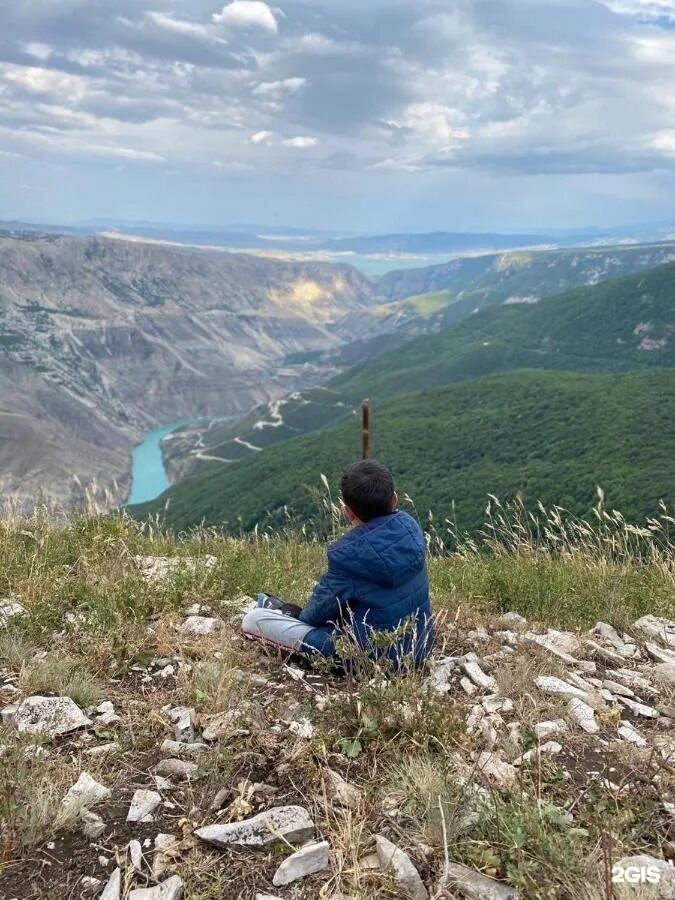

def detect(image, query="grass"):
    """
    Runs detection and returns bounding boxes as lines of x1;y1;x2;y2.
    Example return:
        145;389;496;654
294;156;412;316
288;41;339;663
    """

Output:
18;655;104;709
0;500;672;897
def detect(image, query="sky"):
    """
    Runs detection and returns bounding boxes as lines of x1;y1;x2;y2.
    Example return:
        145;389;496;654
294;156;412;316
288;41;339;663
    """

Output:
0;0;674;232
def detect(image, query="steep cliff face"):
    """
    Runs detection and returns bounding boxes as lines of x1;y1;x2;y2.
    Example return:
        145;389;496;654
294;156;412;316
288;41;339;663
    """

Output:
0;232;377;508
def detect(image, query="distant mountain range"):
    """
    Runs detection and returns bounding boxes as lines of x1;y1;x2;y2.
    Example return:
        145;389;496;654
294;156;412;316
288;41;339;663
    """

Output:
4;216;675;255
133;261;675;532
320;231;553;254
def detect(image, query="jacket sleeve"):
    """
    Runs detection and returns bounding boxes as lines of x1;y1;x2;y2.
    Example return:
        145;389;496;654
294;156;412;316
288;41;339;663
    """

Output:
298;560;353;628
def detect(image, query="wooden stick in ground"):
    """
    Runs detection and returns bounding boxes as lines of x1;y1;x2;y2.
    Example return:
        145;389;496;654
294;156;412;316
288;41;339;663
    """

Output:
361;399;370;459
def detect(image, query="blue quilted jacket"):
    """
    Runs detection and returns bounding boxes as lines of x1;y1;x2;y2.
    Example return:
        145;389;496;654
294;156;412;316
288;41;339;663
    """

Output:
298;510;434;665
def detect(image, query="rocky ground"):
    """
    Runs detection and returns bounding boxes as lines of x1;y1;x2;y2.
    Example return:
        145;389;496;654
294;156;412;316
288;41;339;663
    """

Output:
0;520;673;899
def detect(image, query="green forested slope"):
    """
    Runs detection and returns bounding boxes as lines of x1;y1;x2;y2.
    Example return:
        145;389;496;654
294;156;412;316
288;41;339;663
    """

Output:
170;260;675;470
133;369;675;535
333;260;675;398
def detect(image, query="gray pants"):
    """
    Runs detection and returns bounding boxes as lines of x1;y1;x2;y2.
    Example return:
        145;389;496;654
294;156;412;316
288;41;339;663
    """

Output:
241;607;314;652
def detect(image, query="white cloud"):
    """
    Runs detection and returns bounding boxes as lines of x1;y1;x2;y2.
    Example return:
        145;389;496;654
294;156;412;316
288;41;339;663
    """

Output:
253;77;307;97
282;135;319;148
213;159;252;170
598;0;675;19
21;43;53;61
1;64;87;100
213;1;278;32
650;129;675;153
146;12;213;41
372;157;424;173
400;103;469;149
250;130;274;144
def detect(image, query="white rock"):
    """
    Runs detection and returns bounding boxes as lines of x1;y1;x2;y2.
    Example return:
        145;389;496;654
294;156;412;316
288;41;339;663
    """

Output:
565;672;597;693
179;615;221;636
288;718;314;739
462;660;498;693
272;841;330;886
168;706;195;743
155;665;175;679
460;677;477;696
155;759;198;779
494;630;519;646
477;718;498;751
84;742;119;757
612;669;658;696
61;772;111;817
425;656;459;694
481;695;514;715
526;634;597;672
633;616;675;649
2;695;91;738
590;622;637;657
160;739;208;759
375;835;428;900
154;775;173;791
468;627;491;645
498;612;528;630
201;708;244;741
618;696;660;719
135;555;217;581
184;604;202;616
475;752;518;789
534;676;588;700
325;769;362;809
80;810;106;839
81;876;101;893
514;741;563;766
568;697;599;734
441;862;518;899
645;642;675;665
534;719;568;739
152;833;177;880
602;679;634;698
128;875;184;900
127;789;162;823
128;839;144;873
256;895;284;900
528;629;582;656
617;720;648;747
584;639;627;666
196;806;314;849
654;663;675;686
97;712;121;726
0;599;26;622
100;868;122;900
466;704;486;733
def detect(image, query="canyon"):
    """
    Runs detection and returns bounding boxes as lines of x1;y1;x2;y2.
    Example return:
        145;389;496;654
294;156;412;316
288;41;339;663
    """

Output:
0;231;376;509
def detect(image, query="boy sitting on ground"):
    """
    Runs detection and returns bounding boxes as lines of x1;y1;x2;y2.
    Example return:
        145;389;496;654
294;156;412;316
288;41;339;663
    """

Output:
241;459;434;668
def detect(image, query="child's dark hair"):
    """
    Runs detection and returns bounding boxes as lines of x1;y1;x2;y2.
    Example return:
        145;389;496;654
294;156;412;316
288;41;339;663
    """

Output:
341;459;395;523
